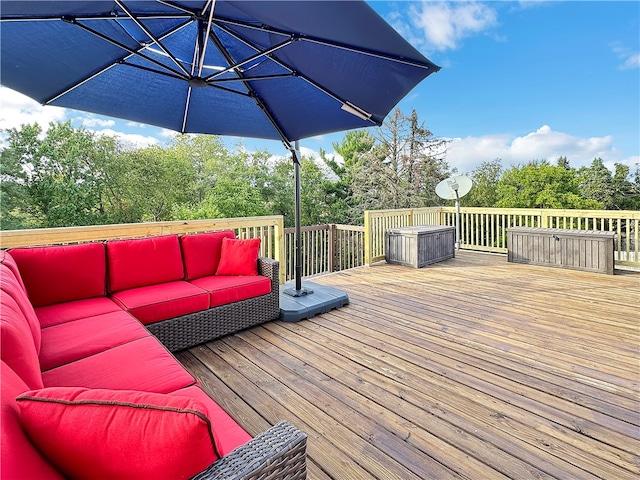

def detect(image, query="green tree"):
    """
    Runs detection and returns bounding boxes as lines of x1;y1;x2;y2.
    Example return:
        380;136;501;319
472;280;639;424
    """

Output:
349;108;449;214
104;145;197;222
557;156;570;169
611;163;640;210
462;159;503;207
576;158;615;209
321;129;375;224
264;153;334;227
497;160;601;209
0;122;119;228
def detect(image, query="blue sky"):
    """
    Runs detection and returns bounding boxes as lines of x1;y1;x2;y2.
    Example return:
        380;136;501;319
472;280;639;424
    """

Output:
1;1;638;175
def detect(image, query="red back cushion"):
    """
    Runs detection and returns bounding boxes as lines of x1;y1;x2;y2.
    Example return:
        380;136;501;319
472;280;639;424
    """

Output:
1;262;41;353
17;387;219;480
180;230;236;280
107;235;184;292
9;243;107;307
0;250;27;292
215;238;261;276
0;295;44;390
1;362;64;480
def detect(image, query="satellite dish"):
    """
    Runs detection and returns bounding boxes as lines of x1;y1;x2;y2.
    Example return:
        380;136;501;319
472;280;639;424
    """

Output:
435;176;473;250
436;175;473;200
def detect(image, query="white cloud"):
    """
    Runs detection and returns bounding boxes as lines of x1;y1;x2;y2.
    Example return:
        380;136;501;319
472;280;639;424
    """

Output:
90;129;160;150
0;87;66;133
408;1;499;51
159;128;178;139
445;125;633;173
80;117;115;128
126;121;147;128
610;42;640;70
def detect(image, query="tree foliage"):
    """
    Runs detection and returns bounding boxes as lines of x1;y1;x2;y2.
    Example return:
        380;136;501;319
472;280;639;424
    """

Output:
2;113;638;232
496;160;602;209
1;122;118;228
462;159;503;207
346;109;449;215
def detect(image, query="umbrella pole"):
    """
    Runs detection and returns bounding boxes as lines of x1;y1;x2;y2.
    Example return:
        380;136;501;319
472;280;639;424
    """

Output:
283;141;313;297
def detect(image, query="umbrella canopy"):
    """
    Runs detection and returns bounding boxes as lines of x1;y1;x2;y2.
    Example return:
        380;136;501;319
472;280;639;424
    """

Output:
1;1;440;295
1;1;439;144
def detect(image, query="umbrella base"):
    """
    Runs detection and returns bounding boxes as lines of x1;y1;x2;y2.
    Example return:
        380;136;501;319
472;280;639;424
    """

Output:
279;281;349;323
282;286;314;297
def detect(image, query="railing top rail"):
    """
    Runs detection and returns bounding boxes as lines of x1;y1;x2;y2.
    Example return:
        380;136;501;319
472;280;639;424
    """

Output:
283;224;331;234
366;207;441;216
439;207;640;218
335;225;365;232
0;216;284;249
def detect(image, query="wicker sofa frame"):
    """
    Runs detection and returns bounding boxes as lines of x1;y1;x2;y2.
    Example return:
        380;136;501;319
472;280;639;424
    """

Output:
193;421;307;480
147;257;280;352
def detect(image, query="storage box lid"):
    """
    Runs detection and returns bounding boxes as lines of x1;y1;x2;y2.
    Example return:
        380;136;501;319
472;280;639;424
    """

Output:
507;227;615;238
387;225;455;235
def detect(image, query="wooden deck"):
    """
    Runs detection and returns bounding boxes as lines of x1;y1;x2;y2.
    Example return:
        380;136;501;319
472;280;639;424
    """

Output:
177;251;640;480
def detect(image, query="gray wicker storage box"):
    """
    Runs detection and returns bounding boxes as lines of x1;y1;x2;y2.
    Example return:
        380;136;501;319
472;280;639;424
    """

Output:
507;227;615;274
385;225;455;268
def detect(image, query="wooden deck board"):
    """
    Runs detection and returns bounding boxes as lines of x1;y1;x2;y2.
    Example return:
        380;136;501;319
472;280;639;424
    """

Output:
177;251;640;480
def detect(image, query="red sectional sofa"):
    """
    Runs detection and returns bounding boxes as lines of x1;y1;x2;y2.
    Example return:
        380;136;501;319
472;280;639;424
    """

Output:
1;233;307;480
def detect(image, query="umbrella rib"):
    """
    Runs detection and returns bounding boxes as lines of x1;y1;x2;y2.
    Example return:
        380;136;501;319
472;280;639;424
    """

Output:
117;62;251;97
156;0;200;17
206;28;291;145
115;0;190;77
45;18;192;105
215;16;437;70
181;87;193;133
209;73;294;83
0;13;192;22
197;0;216;76
213;22;378;125
203;37;294;82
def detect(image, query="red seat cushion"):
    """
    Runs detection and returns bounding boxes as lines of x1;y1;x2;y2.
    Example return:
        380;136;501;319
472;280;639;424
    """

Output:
39;311;149;371
173;385;252;457
9;243;107;307
180;230;236;280
1;362;64;480
17;387;218;480
42;336;196;393
216;237;261;276
107;235;185;292
1;295;43;390
190;275;272;308
35;296;123;328
110;281;210;325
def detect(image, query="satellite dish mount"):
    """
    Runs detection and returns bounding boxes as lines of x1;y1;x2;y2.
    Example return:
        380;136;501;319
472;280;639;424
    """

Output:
435;175;473;250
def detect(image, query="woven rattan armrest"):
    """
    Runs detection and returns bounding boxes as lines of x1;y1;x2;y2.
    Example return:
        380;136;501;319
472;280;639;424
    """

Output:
191;421;307;480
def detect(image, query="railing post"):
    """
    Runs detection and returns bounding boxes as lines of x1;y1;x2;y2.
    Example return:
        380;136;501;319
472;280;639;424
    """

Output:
274;216;286;284
364;211;372;266
328;224;336;272
541;210;550;228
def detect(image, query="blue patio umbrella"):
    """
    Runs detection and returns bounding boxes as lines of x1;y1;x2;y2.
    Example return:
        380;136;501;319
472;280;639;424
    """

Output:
1;0;440;296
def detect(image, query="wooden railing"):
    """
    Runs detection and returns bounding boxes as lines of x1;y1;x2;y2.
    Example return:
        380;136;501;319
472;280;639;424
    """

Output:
283;224;365;281
2;208;638;282
0;216;287;283
365;207;640;269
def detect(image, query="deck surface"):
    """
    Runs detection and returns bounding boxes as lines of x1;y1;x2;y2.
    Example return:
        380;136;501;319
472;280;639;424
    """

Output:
177;251;640;480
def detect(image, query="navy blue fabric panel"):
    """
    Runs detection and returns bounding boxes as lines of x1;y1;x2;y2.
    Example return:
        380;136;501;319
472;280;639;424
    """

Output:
1;0;439;141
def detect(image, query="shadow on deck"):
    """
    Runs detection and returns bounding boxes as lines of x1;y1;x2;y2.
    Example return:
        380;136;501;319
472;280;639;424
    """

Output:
177;251;640;480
